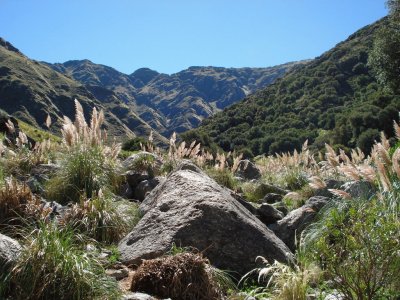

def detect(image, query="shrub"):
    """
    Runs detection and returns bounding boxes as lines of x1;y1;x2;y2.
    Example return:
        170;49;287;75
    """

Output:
302;198;400;299
130;252;227;300
2;223;120;300
122;136;147;151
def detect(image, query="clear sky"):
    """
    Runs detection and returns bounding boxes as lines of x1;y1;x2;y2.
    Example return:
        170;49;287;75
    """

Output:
0;0;388;75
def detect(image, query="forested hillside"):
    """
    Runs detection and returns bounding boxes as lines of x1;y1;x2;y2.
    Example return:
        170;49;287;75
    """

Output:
183;18;400;156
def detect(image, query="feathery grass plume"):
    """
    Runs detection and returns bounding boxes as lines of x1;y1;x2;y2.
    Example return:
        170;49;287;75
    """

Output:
338;164;360;181
377;142;391;166
215;152;226;171
309;176;326;190
50;100;121;203
5;120;15;134
392;148;400;179
45;114;51;129
240;256;321;300
3;223;120;300
358;164;377;184
231;152;243;173
350;148;366;164
328;189;352;200
394;120;400;140
376;159;392;191
325;143;340;168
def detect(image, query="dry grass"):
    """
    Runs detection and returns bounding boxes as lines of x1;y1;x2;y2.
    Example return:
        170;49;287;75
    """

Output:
130;252;226;300
0;177;50;226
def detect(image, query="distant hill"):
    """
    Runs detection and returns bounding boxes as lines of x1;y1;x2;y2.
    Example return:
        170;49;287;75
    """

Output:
183;18;400;156
0;38;167;144
47;60;304;136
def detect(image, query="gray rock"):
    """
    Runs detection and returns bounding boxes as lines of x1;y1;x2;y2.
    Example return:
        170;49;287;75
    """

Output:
257;203;284;224
120;182;135;199
122;292;162;300
122;151;163;171
314;179;344;197
126;171;151;190
174;159;203;173
270;196;329;251
262;193;283;204
0;233;22;271
255;183;288;198
106;266;129;280
134;177;165;201
119;168;293;276
342;180;375;200
272;201;289;216
235;160;262;180
31;163;60;182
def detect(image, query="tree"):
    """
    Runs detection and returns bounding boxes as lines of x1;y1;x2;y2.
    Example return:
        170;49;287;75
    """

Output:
369;0;400;92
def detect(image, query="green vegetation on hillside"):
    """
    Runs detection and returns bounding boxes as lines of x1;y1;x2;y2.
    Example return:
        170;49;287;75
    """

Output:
183;18;400;157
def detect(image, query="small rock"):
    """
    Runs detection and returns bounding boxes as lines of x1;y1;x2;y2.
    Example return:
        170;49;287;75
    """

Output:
342;180;375;199
270;196;329;251
134;177;165;201
0;233;21;272
272;201;289;215
174;159;203;173
262;193;283;204
257;203;284;224
126;171;150;190
122;293;167;300
235;160;262;180
106;266;129;280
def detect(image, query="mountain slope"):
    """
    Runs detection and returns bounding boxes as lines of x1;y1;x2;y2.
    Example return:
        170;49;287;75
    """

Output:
183;18;400;156
48;60;304;136
0;38;167;144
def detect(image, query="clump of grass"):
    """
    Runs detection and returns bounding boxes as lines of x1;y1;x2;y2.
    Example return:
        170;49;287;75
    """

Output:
59;191;137;244
46;100;121;204
0;177;50;227
130;252;229;300
2;223;120;300
206;168;238;191
239;256;321;300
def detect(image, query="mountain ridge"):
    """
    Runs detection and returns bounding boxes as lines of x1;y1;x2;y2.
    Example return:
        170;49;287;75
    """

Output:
46;59;306;136
183;17;400;156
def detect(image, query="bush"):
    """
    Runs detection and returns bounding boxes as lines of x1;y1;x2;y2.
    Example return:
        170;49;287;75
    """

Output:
1;223;120;300
302;198;400;299
130;252;226;300
122;136;147;151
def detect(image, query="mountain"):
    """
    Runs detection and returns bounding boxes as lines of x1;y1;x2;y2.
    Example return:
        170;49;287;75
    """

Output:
0;38;168;144
183;18;400;157
47;60;305;136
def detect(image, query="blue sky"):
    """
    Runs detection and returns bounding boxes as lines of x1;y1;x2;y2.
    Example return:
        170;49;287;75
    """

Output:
0;0;388;74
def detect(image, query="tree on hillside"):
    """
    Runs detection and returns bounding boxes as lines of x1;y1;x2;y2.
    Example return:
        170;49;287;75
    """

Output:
369;0;400;92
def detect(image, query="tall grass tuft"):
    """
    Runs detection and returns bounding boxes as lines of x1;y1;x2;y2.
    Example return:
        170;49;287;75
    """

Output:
2;223;120;300
59;191;138;244
47;100;121;204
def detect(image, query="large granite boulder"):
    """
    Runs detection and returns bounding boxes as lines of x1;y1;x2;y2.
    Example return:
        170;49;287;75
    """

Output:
270;196;330;252
119;164;292;276
0;233;22;271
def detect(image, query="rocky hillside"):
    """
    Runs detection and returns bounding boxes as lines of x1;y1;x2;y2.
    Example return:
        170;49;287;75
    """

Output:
0;38;167;144
48;60;304;136
184;18;400;156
